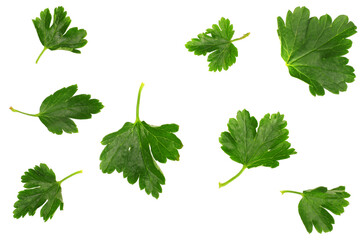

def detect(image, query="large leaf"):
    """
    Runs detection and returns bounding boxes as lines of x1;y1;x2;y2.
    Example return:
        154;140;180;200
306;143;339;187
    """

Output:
277;7;357;96
100;83;183;198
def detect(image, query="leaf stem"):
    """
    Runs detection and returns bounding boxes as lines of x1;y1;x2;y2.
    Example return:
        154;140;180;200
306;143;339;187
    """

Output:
231;32;250;42
280;190;303;196
9;106;39;117
219;165;247;188
58;170;83;184
36;47;48;64
135;82;145;123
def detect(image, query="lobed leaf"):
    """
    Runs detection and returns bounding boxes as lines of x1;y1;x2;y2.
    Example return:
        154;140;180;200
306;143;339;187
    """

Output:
186;17;248;71
277;7;357;96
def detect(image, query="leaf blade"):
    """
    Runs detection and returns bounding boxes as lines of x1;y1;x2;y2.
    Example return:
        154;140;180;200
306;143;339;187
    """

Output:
11;85;103;134
13;164;63;221
99;84;182;198
33;6;87;62
283;186;350;233
186;17;247;71
219;109;295;186
278;6;357;96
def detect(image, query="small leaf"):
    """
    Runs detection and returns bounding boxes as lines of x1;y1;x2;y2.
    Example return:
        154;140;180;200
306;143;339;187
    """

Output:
186;17;249;71
281;186;350;233
13;164;82;221
10;85;103;134
33;6;88;63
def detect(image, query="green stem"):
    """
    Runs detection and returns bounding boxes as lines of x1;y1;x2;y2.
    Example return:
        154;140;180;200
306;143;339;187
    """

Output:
219;165;247;188
58;170;83;184
280;190;303;196
135;82;145;123
231;32;250;42
36;47;47;64
9;106;39;117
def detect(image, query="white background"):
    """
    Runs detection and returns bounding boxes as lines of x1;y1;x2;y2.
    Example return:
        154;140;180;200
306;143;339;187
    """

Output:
0;0;363;239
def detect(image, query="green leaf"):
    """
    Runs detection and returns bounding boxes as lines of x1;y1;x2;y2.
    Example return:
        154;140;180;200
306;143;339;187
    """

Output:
281;186;350;233
277;7;357;96
219;109;296;187
33;6;88;63
185;17;249;72
10;85;103;135
100;83;183;199
13;164;82;222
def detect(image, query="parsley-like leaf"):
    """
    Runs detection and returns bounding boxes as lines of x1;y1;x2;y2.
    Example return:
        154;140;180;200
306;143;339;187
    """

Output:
100;83;183;199
33;6;88;63
281;186;350;233
13;163;82;222
186;17;249;72
10;85;103;135
277;7;357;96
219;109;296;187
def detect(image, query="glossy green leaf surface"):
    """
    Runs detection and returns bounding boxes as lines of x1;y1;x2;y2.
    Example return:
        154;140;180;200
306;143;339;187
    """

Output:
281;186;350;233
186;17;249;72
33;6;88;63
219;109;296;187
13;164;82;222
10;85;103;135
277;7;357;96
100;83;183;199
